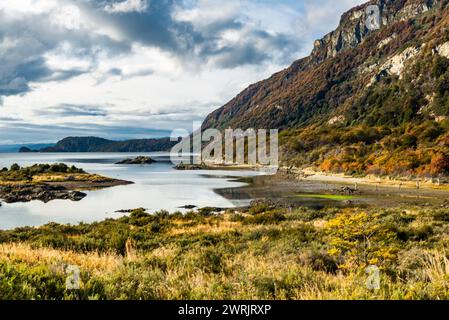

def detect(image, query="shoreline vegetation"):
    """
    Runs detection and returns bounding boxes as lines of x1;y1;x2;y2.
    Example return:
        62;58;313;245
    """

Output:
1;205;449;299
280;167;449;191
173;162;261;171
193;158;449;191
0;163;132;204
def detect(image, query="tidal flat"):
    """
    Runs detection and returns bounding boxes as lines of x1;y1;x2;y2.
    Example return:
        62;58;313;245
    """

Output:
215;172;449;209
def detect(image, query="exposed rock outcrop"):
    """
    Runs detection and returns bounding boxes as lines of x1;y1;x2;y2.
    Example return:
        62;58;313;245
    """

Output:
173;163;209;170
436;42;449;59
311;0;437;62
116;156;155;165
0;185;87;203
369;45;422;85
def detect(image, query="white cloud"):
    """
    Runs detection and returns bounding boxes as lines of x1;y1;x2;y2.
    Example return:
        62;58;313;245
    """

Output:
51;4;82;30
0;0;59;15
43;42;93;71
104;0;149;14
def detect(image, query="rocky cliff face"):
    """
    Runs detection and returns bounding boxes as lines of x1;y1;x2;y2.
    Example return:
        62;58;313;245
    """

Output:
311;0;438;62
202;0;448;132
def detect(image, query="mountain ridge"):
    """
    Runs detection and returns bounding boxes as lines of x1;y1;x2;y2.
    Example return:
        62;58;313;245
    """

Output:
20;137;178;153
202;0;449;177
203;0;446;131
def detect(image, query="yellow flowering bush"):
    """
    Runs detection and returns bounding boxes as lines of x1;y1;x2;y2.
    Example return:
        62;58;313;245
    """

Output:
326;212;398;270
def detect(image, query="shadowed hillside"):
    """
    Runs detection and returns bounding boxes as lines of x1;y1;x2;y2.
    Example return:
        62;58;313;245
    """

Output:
27;137;179;153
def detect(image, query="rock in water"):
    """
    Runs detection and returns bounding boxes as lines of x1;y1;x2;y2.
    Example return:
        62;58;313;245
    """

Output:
116;156;155;165
173;163;208;170
69;191;87;201
179;205;197;209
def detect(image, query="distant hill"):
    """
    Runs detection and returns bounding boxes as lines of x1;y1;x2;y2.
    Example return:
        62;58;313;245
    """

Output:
19;147;36;153
0;143;55;153
23;137;179;153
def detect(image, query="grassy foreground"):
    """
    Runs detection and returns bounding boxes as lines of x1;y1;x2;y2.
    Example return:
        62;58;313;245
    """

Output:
0;205;449;300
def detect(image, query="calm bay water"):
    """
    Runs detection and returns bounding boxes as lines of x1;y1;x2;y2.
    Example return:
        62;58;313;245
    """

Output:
0;153;261;230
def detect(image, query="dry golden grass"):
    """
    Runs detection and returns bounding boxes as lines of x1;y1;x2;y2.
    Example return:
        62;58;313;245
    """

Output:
421;250;449;283
168;219;242;236
33;173;109;183
0;243;124;276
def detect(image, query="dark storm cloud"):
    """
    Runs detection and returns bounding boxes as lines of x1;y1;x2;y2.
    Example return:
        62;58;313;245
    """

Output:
0;0;303;97
83;0;202;52
0;77;29;96
0;57;85;95
0;6;130;96
90;0;301;67
201;30;297;69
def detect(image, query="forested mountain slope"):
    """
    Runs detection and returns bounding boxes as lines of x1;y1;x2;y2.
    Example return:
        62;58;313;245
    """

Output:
204;0;449;177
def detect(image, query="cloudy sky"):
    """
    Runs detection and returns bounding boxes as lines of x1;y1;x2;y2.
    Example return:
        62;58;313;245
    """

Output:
0;0;365;144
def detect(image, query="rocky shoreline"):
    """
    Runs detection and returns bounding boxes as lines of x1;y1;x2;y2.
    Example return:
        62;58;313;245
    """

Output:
0;177;133;204
0;185;87;203
0;163;133;204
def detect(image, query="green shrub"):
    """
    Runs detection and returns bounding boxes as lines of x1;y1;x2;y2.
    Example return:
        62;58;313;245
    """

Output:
432;210;449;222
199;249;224;274
129;208;149;219
244;211;286;225
0;262;66;300
301;250;339;274
249;203;273;215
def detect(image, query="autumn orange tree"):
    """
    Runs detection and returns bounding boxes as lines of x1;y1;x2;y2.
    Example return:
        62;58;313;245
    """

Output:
430;153;449;176
325;212;398;271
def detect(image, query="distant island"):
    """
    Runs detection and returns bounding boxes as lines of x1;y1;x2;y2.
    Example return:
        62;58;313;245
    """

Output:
19;147;38;153
115;156;155;165
0;144;54;153
18;136;179;153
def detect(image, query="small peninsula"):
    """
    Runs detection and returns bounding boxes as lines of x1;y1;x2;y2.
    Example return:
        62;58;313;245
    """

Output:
0;163;133;204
